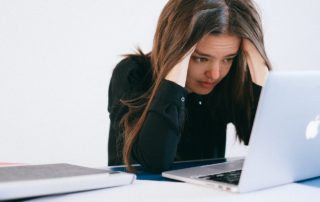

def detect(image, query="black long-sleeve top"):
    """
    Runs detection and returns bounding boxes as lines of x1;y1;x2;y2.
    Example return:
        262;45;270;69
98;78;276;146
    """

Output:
108;55;262;172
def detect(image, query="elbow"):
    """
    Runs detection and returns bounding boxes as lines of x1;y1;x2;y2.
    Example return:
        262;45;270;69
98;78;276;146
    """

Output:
131;137;178;173
132;150;174;173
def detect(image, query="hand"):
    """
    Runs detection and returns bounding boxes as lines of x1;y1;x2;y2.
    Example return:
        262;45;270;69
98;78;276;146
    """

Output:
165;46;196;87
242;38;269;86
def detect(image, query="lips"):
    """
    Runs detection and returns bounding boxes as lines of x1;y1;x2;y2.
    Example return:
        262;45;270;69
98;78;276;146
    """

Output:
198;81;215;89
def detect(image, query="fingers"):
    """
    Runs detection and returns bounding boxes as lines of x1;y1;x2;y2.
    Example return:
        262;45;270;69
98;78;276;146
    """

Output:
242;38;256;55
242;38;269;86
242;38;265;64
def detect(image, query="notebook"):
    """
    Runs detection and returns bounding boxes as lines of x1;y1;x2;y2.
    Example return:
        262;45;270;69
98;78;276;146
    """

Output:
0;163;135;200
162;71;320;192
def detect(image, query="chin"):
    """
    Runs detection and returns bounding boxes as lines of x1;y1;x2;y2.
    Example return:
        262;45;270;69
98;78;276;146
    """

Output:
192;88;214;95
186;82;215;95
197;91;212;95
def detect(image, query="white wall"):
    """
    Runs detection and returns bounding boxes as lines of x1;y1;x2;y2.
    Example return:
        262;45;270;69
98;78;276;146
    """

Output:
256;0;320;70
0;0;319;166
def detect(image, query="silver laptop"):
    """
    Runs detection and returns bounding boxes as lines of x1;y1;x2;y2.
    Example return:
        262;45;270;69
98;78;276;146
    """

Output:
162;71;320;193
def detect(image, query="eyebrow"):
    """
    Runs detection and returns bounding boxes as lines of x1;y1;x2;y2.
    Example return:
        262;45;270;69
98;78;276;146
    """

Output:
194;50;238;58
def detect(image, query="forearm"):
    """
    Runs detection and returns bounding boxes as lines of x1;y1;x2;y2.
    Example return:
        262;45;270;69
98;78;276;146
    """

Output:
131;80;187;172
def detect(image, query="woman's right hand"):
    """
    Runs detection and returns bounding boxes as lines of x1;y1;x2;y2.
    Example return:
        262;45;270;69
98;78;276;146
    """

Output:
165;46;196;88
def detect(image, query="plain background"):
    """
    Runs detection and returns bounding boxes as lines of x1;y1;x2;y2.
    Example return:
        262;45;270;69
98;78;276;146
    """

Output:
0;0;319;167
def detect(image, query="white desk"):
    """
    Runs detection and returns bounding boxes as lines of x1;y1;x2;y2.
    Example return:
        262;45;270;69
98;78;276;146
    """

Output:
28;178;320;202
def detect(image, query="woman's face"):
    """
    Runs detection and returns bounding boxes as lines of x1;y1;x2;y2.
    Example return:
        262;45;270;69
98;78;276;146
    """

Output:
186;34;241;95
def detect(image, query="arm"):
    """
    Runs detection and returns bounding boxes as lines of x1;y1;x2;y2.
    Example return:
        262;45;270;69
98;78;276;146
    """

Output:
131;80;187;172
131;47;196;172
242;39;269;86
108;57;188;172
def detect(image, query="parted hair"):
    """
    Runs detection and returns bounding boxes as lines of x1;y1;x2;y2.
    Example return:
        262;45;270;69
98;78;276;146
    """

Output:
120;0;271;171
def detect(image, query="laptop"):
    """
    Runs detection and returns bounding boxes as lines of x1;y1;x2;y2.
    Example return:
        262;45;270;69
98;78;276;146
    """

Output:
162;71;320;193
0;163;135;201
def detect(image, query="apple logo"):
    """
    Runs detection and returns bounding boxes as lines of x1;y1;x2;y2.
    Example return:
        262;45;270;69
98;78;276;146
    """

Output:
305;115;320;140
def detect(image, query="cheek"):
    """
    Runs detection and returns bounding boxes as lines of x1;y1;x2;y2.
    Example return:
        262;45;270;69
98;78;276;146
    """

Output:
187;62;205;79
220;64;232;77
186;64;197;81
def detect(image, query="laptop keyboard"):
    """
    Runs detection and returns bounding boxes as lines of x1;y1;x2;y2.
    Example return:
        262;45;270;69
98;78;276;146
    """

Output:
198;170;242;185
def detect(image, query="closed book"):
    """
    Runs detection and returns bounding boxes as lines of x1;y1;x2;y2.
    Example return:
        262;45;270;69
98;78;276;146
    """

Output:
0;163;135;201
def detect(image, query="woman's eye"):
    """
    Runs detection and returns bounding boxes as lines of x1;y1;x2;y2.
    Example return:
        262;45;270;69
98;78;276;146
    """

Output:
223;58;234;64
192;56;207;63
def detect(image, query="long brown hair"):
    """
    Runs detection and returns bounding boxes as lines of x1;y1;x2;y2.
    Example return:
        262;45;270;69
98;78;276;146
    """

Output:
121;0;271;171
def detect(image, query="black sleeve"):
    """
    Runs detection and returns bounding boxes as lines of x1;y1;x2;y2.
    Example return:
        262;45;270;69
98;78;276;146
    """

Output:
108;57;187;173
244;82;262;145
108;58;136;166
131;80;187;172
252;82;262;115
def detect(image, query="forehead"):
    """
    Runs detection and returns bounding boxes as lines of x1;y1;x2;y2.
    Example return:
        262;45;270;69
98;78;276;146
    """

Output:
196;34;241;57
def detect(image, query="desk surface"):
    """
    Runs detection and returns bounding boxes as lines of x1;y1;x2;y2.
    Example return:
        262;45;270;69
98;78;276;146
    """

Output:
27;177;320;202
5;159;319;201
26;158;320;202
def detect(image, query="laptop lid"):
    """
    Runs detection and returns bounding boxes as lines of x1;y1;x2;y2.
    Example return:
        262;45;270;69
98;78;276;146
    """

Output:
238;71;320;192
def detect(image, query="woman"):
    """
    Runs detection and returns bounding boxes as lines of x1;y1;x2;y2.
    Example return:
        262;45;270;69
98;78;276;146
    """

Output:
108;0;271;173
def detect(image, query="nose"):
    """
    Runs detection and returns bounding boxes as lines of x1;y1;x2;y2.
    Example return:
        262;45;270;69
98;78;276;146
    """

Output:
205;62;220;80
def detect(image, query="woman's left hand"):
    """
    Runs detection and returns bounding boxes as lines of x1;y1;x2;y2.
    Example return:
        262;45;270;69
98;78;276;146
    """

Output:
242;38;269;86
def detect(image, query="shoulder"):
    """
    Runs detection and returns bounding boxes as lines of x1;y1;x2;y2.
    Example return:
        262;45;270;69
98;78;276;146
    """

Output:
112;54;149;76
109;53;153;104
111;54;152;88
